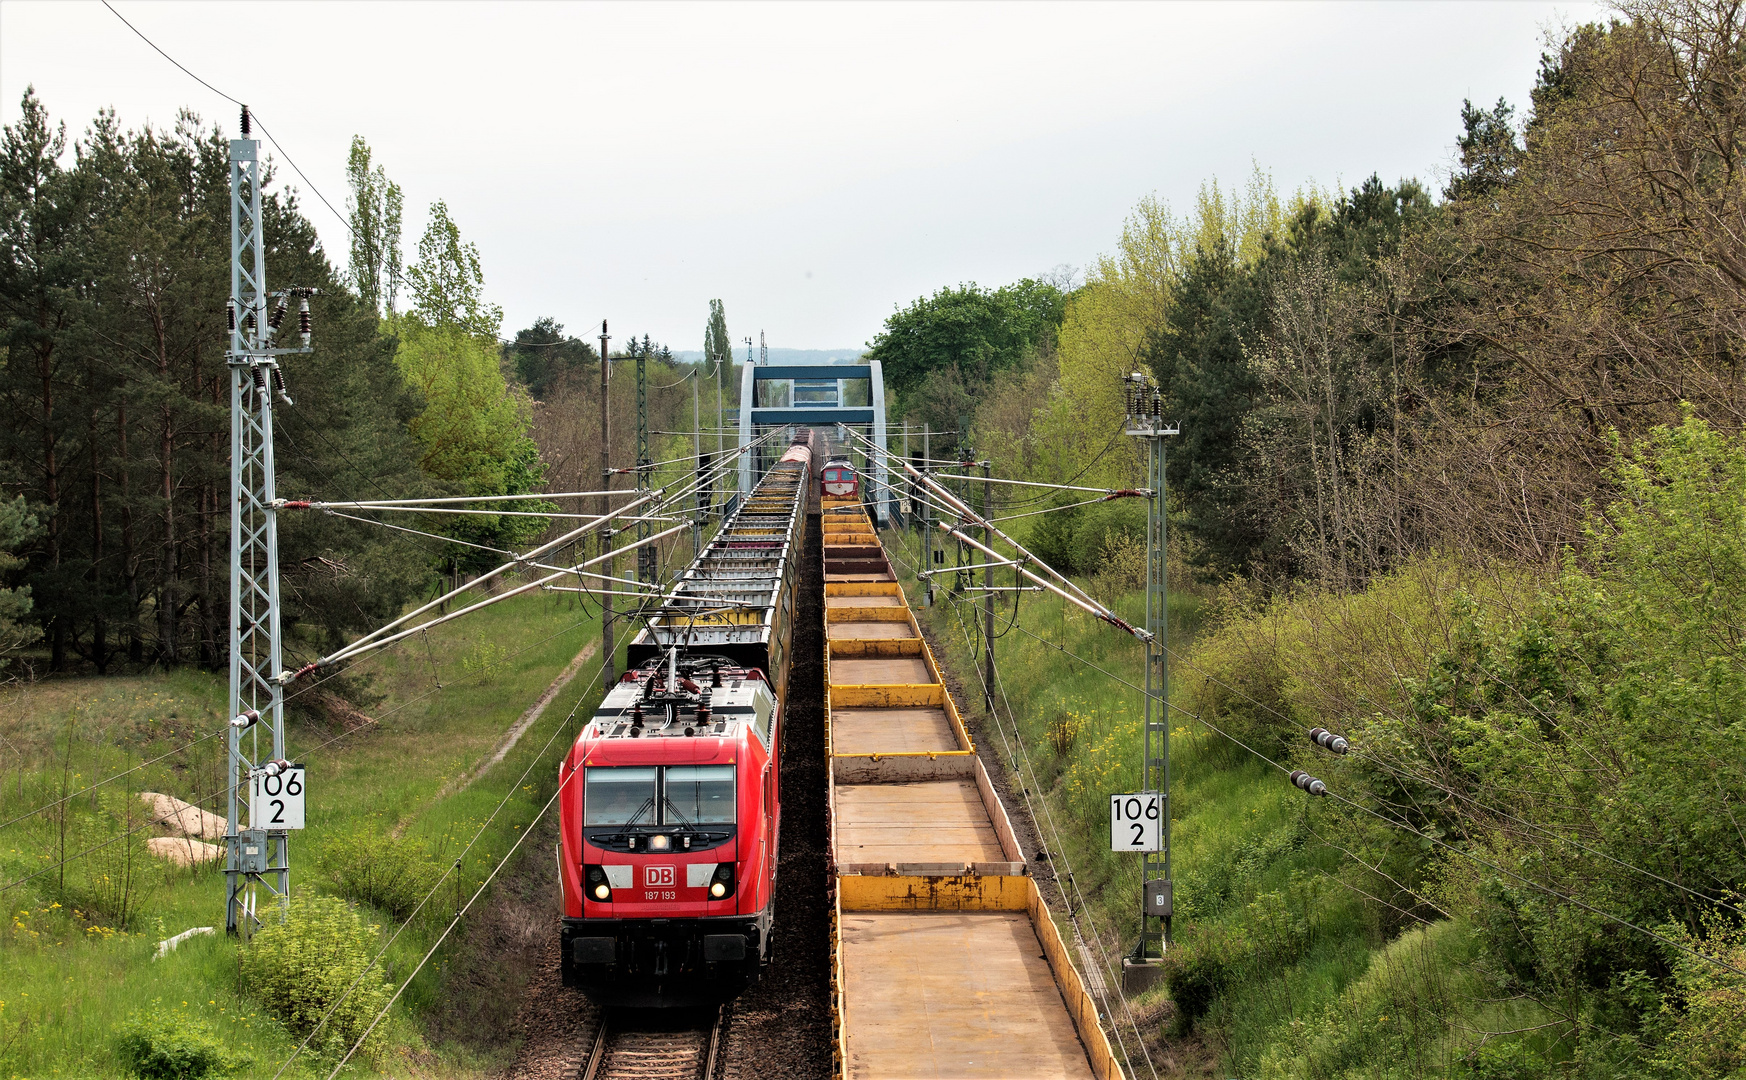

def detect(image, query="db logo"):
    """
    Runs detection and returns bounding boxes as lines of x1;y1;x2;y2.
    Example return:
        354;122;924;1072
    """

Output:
644;865;676;888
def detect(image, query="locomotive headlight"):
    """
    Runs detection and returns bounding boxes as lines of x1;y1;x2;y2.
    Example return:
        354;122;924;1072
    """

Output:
585;865;611;902
709;862;736;899
649;834;671;851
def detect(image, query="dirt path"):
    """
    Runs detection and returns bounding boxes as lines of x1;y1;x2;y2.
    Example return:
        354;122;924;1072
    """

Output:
475;640;601;780
393;641;600;840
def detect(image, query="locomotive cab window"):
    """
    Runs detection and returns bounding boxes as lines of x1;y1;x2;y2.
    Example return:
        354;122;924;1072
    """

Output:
584;766;657;825
664;765;736;824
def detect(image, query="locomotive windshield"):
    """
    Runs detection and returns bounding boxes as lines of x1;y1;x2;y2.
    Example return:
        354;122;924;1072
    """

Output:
663;765;736;824
583;766;657;825
585;764;735;825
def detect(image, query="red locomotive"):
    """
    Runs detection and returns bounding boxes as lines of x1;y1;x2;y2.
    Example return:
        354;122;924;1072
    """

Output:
557;434;813;1007
820;454;857;499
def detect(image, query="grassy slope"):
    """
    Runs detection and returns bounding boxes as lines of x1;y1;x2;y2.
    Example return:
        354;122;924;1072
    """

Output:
0;583;607;1079
880;526;1547;1080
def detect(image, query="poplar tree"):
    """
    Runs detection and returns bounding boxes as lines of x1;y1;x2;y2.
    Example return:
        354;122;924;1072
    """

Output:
703;298;731;374
344;136;402;317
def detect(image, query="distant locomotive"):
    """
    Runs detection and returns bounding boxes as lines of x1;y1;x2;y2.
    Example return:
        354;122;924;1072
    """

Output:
820;455;857;500
557;433;814;1007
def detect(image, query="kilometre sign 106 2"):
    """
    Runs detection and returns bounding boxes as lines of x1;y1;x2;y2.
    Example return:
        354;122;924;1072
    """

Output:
1110;791;1163;852
250;766;306;830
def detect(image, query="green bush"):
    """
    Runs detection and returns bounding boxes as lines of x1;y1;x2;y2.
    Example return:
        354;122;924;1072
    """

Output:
1023;495;1084;572
1071;498;1145;571
1022;496;1146;576
115;1006;245;1079
1459;1042;1548;1080
316;825;442;922
1161;923;1250;1034
239;894;393;1063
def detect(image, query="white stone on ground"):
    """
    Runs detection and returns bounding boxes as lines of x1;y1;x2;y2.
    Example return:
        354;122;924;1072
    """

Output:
146;836;224;866
139;791;227;840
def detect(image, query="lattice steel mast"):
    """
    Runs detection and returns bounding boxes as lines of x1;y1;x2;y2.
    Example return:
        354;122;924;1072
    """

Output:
1124;371;1177;958
225;107;312;935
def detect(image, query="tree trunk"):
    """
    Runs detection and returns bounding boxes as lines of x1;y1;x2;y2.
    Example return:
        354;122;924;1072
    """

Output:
200;371;219;667
155;315;178;667
120;403;142;664
89;409;107;674
38;332;63;670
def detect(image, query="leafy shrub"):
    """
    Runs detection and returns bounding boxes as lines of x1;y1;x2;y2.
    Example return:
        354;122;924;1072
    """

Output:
317;825;442;922
1459;1042;1548;1080
1071;498;1145;572
240;894;392;1062
1024;496;1148;577
1024;495;1084;572
1088;532;1147;605
1160;923;1249;1034
115;1005;245;1079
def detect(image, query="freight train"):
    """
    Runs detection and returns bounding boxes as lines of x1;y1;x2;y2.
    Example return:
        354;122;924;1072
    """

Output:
557;432;814;1007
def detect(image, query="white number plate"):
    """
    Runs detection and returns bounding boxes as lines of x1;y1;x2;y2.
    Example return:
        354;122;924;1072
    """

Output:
1110;791;1163;852
251;766;306;830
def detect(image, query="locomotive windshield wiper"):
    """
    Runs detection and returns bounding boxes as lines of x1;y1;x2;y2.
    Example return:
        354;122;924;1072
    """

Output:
662;799;696;829
622;796;657;828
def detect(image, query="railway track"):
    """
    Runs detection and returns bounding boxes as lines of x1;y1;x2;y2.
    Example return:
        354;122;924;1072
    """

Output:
582;1005;726;1080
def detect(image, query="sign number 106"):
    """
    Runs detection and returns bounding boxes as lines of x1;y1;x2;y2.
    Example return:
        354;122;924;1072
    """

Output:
250;766;306;830
1110;791;1163;852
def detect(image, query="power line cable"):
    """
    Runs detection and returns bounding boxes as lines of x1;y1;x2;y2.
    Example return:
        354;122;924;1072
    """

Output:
887;458;1746;982
100;0;353;237
0;728;224;831
101;0;238;104
319;509;516;557
1169;688;1746;980
955;554;1746;981
1153;637;1746;922
886;437;1746;933
322;756;577;1078
0;618;449;837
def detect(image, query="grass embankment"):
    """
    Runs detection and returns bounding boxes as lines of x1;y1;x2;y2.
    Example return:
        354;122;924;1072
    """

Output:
0;582;607;1079
880;527;1543;1079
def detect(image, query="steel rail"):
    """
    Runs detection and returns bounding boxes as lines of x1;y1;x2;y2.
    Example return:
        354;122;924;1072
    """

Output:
582;1006;726;1080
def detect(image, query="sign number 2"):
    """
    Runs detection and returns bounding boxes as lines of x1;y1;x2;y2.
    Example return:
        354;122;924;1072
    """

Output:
251;766;306;830
1110;791;1163;852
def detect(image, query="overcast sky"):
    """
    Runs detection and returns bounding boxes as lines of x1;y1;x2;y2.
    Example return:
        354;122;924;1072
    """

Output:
2;1;1601;351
